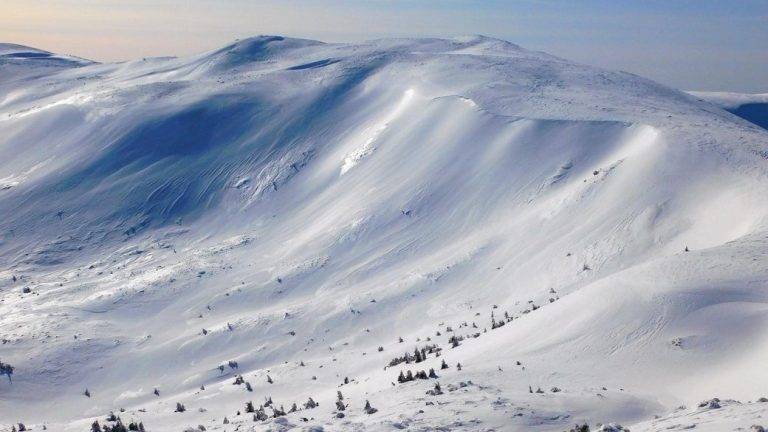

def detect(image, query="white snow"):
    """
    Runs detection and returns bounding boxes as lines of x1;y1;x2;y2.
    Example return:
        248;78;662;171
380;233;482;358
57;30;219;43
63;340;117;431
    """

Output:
1;35;768;431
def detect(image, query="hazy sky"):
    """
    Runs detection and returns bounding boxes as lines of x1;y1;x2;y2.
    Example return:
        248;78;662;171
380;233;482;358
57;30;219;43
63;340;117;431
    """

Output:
2;0;766;92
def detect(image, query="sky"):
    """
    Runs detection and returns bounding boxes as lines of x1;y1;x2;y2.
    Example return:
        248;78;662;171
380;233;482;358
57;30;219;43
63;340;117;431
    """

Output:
2;0;766;93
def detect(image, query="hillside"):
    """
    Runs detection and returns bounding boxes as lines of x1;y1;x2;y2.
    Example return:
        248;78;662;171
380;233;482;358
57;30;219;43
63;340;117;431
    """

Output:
1;36;768;432
690;91;768;130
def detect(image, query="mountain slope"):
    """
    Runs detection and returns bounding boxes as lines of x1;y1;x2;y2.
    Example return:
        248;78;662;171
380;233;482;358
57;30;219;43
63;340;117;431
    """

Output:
1;36;768;431
690;91;768;130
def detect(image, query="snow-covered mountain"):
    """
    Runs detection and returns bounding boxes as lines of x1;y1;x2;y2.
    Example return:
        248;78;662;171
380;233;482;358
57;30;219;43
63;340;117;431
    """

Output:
689;91;768;130
1;35;768;431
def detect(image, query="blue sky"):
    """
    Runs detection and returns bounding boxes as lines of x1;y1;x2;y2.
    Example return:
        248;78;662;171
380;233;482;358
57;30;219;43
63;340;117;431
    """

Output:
2;0;766;92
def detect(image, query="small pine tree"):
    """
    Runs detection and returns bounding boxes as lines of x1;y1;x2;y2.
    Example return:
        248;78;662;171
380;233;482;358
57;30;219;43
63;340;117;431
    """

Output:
266;374;273;384
255;406;269;421
441;359;449;369
0;361;14;382
175;402;186;412
449;336;460;348
246;401;255;413
364;400;378;414
84;388;91;398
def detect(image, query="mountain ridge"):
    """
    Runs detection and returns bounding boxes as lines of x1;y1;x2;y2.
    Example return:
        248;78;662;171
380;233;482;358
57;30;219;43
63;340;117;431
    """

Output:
1;35;768;431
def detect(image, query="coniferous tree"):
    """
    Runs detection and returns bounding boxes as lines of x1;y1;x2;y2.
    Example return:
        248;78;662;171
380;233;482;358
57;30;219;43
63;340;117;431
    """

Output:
304;397;318;409
0;361;14;382
364;400;378;414
397;371;406;383
272;405;286;417
449;335;460;348
255;406;269;421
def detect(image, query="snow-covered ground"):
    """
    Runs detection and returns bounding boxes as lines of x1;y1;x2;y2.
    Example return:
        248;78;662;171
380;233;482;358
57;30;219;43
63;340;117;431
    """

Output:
1;35;768;431
690;91;768;130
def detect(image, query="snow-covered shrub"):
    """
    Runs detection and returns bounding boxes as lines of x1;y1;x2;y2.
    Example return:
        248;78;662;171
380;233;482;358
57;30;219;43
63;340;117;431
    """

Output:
596;423;628;432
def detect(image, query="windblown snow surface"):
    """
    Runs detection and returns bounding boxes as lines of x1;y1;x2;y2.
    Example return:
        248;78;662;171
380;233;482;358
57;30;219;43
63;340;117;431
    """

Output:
690;91;768;131
2;36;768;431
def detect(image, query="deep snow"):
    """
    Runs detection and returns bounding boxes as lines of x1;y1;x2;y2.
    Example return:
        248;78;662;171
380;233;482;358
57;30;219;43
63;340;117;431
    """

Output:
690;91;768;130
1;35;768;431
